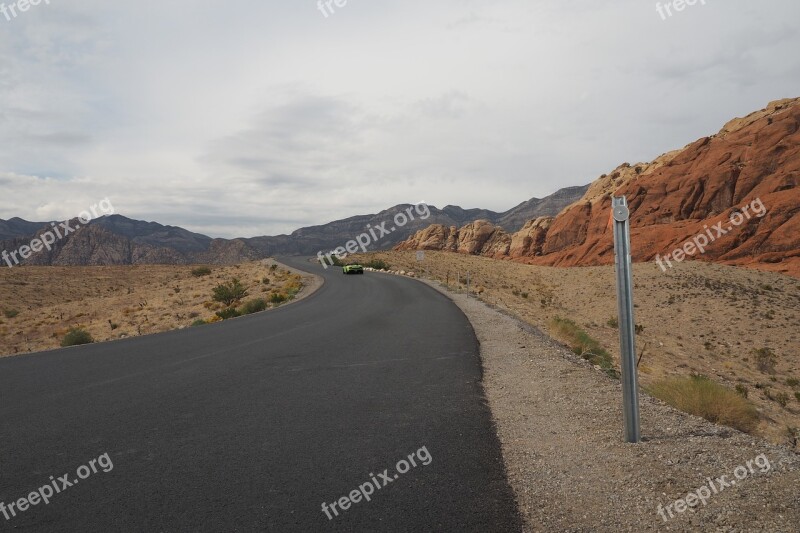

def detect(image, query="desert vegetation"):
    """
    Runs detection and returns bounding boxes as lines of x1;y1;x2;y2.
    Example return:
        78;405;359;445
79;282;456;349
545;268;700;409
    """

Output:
0;260;310;356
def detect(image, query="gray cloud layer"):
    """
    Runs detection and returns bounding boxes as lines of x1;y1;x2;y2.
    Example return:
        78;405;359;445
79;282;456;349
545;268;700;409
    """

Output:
0;0;798;237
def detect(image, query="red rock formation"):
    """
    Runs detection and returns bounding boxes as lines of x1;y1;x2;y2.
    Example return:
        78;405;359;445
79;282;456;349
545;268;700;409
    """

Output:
395;98;800;278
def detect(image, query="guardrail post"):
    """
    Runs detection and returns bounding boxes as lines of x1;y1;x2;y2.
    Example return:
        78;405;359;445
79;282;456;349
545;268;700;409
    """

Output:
612;196;641;443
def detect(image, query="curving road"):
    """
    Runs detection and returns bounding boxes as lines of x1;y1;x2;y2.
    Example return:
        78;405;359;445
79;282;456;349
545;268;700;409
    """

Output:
0;257;522;532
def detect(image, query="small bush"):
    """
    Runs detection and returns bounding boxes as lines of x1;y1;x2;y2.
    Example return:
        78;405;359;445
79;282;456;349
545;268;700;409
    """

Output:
191;319;207;327
270;292;287;305
735;384;748;398
550;317;617;378
61;327;94;347
521;292;529;299
362;259;390;270
215;308;241;320
212;278;248;307
191;266;212;277
607;316;619;328
787;378;799;388
240;298;267;315
775;392;790;408
795;392;800;402
753;347;777;374
3;309;19;319
647;375;759;433
188;311;200;319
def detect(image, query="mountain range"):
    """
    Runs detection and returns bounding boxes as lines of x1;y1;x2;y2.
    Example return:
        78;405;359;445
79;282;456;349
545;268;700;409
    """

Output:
0;186;588;266
4;98;798;278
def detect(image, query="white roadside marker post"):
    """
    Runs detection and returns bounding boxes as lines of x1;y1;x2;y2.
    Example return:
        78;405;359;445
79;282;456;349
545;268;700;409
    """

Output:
612;196;641;443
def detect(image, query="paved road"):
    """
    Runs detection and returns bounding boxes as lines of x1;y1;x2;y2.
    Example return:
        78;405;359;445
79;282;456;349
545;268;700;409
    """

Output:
0;258;522;532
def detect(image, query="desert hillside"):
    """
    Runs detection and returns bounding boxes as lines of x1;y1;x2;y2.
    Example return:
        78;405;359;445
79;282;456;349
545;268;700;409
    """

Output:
396;98;800;278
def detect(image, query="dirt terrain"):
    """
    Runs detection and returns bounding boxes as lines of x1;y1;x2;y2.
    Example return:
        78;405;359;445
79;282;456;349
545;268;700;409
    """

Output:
0;260;315;357
356;250;800;447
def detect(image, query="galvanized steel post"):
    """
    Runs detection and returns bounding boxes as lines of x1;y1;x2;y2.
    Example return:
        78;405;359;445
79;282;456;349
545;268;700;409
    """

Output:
612;196;641;443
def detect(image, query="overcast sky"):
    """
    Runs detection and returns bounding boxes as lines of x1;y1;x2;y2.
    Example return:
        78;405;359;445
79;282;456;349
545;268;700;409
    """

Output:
0;0;798;238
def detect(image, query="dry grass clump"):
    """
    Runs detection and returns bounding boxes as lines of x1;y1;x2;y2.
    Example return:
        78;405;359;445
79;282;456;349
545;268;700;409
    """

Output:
647;374;760;433
549;316;617;378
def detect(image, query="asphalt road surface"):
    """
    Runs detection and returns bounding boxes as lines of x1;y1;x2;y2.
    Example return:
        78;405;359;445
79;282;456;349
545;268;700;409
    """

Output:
0;257;522;532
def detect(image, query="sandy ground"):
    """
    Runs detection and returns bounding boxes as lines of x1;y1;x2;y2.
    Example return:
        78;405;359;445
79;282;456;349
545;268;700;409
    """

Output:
0;259;319;357
354;251;800;447
409;276;800;532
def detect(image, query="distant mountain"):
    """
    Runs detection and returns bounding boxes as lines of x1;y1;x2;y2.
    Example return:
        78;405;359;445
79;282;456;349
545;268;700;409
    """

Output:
242;186;588;257
0;217;49;241
0;186;585;266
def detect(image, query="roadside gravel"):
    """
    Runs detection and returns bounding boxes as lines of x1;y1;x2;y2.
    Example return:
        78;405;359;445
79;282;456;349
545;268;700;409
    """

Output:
421;279;800;532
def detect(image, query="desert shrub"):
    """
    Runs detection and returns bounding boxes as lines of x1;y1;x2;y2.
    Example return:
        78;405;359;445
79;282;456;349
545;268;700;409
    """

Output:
262;277;270;285
647;375;759;433
753;347;777;374
240;298;267;315
61;327;94;347
215;308;241;320
735;384;749;398
521;292;529;299
607;316;619;328
191;266;212;277
3;309;19;318
775;392;790;407
188;311;200;318
362;259;390;270
191;319;207;327
269;264;278;271
212;278;248;307
795;392;800;402
270;292;287;305
786;378;799;388
550;317;617;378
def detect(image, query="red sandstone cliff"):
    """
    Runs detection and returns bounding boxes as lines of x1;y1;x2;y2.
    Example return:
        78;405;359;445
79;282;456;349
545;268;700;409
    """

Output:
395;98;800;278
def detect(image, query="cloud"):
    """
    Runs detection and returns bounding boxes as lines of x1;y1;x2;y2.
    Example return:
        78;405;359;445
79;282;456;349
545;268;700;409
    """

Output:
0;0;797;238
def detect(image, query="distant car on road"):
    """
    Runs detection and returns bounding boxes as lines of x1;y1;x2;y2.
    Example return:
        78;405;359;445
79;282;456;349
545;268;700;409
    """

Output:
342;264;364;275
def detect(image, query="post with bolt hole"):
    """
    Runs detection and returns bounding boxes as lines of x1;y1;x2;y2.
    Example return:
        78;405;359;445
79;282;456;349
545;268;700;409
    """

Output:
612;196;641;443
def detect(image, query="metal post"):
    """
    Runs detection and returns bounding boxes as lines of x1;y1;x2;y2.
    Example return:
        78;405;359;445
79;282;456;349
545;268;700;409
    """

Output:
466;271;471;297
612;196;641;443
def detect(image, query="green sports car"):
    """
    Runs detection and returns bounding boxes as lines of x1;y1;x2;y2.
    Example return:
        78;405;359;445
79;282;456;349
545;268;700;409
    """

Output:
342;264;364;275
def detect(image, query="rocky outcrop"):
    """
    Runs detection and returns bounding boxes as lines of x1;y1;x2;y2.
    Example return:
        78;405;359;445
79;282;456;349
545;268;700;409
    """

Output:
396;98;800;278
396;220;511;258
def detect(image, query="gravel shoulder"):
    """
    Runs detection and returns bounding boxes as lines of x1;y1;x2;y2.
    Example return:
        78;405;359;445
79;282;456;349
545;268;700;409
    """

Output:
418;277;800;532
